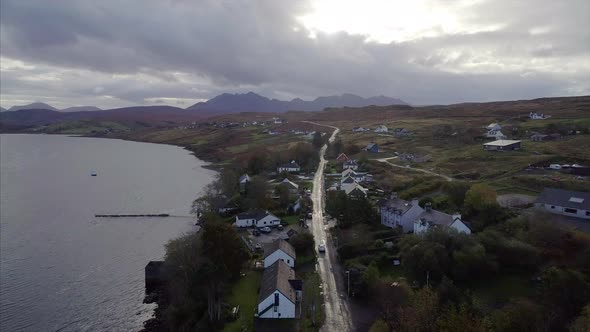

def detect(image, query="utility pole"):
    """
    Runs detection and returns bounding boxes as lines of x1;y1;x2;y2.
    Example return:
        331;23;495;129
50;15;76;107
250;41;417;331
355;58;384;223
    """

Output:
426;270;430;287
345;270;350;297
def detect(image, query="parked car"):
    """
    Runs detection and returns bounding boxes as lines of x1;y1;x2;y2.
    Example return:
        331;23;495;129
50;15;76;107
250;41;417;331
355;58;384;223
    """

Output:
255;243;262;250
252;229;261;236
260;226;272;233
549;164;562;170
277;224;284;231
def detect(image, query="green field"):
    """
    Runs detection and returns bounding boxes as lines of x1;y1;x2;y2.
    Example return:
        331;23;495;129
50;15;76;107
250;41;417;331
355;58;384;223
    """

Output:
223;270;262;332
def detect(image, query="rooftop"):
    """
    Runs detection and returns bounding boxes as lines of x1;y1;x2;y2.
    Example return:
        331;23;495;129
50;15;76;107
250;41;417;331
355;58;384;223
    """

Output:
536;188;590;210
259;260;297;304
483;139;521;146
236;209;271;221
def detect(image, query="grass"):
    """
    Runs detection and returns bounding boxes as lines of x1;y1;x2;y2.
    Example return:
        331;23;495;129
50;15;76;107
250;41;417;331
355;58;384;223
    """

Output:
283;215;300;225
223;270;262;332
300;272;324;332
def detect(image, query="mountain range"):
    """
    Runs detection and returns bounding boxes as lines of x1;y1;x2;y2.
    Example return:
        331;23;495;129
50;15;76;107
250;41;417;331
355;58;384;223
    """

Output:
3;103;102;112
186;92;407;113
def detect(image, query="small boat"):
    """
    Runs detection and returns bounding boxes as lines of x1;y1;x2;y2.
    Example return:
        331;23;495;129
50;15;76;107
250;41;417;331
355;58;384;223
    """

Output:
91;172;97;176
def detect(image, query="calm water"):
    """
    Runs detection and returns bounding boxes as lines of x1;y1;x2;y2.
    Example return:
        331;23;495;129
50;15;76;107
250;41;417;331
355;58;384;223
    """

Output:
0;134;215;331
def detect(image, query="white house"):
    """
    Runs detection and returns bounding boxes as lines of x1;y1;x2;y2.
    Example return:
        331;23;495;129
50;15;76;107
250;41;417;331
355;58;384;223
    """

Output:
342;182;368;197
534;188;590;219
375;125;388;133
257;260;302;319
413;203;471;234
352;127;370;132
277;161;301;173
485;129;507;140
264;239;296;268
530;112;550;120
343;159;359;170
380;195;425;232
235;210;281;228
341;168;357;178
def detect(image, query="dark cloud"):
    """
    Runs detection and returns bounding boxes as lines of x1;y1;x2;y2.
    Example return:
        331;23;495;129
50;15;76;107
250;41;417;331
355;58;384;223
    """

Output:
1;0;588;108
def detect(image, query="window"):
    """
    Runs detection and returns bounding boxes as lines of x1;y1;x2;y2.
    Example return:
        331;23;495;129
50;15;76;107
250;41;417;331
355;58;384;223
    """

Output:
586;211;590;216
551;205;555;209
287;259;290;264
564;208;578;214
278;313;281;317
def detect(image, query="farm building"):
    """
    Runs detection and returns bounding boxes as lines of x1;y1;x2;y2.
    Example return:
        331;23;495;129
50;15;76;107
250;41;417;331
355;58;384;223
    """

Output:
483;140;521;151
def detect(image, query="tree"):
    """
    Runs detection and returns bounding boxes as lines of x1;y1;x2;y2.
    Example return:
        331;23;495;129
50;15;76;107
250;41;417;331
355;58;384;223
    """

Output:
441;181;469;208
570;305;590;332
219;168;239;197
275;184;291;208
247;154;266;175
368;319;389;332
539;267;590;329
289;232;315;255
312;131;324;149
487;299;544;332
399;287;440;332
464;183;497;215
244;176;272;209
437;304;486;332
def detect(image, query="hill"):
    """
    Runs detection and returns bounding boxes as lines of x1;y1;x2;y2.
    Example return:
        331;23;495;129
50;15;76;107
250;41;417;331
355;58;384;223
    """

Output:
186;92;407;113
8;102;58;112
61;106;102;112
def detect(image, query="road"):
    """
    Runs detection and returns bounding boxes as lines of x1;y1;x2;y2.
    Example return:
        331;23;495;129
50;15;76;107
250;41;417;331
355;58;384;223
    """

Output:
376;156;454;182
305;122;354;332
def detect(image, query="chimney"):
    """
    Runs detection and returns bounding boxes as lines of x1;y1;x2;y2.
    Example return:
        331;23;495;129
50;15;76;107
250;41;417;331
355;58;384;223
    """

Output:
452;212;461;222
425;202;432;212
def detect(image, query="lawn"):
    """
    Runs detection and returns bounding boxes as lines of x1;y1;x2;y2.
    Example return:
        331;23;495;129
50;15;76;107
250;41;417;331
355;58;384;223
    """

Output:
282;215;300;225
223;270;262;332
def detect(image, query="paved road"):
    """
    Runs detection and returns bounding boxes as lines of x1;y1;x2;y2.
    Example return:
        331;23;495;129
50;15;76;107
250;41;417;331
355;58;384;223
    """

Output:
306;122;354;332
376;156;454;182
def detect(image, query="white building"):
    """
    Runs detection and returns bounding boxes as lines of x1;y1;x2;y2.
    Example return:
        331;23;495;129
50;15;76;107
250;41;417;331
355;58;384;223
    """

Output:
530;112;550;120
413;203;471;234
343;159;359;170
263;239;296;268
375;125;388;133
380;196;424;232
235;210;281;227
535;188;590;219
257;260;302;319
486;123;502;131
485;129;507;140
342;182;368;197
277;161;301;173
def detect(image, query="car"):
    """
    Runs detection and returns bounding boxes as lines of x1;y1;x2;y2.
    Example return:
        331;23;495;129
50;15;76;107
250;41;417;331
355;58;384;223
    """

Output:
252;229;261;236
277;224;284;231
260;226;272;233
318;241;326;253
255;243;262;250
307;212;312;219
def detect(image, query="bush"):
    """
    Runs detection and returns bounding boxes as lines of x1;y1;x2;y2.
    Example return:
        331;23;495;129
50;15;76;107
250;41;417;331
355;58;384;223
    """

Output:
289;232;315;255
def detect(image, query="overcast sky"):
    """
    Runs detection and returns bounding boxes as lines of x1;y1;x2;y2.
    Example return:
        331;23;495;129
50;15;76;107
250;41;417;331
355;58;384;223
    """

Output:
1;0;589;109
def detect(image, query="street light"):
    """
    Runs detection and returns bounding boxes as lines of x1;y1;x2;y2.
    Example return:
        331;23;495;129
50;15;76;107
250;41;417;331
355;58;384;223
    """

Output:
345;270;350;297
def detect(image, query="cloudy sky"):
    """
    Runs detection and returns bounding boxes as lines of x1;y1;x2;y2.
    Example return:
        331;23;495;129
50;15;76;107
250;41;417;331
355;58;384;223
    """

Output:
1;0;589;109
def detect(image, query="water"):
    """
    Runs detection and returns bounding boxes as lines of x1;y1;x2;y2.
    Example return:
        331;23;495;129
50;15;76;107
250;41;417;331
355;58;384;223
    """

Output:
0;134;216;331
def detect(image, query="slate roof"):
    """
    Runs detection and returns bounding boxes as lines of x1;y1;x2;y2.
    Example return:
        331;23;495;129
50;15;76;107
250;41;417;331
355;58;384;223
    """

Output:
341;176;357;184
281;178;299;189
239;174;250;183
536;188;590;210
236;209;271;221
366;143;378;150
343;159;358;166
259;260;297;304
264;239;296;260
417;209;454;226
279;161;300;169
380;198;415;215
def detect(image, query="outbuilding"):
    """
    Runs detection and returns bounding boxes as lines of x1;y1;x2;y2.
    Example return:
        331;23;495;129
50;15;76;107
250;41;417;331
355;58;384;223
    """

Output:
534;188;590;220
483;139;521;151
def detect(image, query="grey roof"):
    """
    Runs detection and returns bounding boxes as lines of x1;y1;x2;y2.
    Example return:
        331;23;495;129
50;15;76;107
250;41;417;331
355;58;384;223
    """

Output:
380;198;414;215
279;161;300;169
264;239;296;260
536;188;590;210
236;209;270;221
344;159;358;165
417;209;454;227
239;174;250;183
366;143;378;149
341;176;356;184
259;260;296;304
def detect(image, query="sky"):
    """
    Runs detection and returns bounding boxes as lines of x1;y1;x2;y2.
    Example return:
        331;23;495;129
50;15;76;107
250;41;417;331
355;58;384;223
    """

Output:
1;0;589;109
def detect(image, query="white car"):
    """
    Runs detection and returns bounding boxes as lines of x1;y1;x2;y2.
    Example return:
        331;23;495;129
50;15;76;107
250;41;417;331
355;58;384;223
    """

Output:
318;241;326;253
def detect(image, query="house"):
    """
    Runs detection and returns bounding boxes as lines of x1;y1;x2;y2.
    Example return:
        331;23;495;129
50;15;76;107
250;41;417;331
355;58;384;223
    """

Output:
239;174;251;192
342;168;357;178
530;112;550;120
343;159;359;170
483;140;521;151
264;239;296;268
380;194;425;232
375;125;388;133
341;175;357;185
342;182;368;197
485;129;507;140
256;260;302;319
486;123;502;131
336;153;350;163
393;128;411;137
218;198;240;214
365;143;380;153
277;161;301;173
413;203;471;234
534;188;590;220
280;178;299;194
235;210;281;228
352;127;370;132
288;198;301;213
530;134;548;141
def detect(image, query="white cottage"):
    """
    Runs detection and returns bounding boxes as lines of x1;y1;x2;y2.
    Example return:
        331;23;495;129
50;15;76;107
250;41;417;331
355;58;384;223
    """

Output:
277;161;301;173
257;260;302;319
535;188;590;219
380;195;425;232
235;210;281;228
264;239;296;268
413;203;471;234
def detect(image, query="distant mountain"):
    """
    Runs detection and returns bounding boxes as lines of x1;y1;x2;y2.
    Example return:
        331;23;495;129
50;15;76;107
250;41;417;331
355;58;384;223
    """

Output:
8;102;58;112
186;92;407;113
0;107;7;112
61;106;102;112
